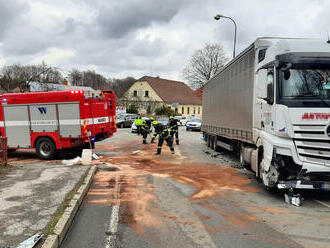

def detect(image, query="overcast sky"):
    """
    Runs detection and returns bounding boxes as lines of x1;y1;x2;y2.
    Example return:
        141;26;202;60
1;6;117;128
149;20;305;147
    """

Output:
0;0;329;82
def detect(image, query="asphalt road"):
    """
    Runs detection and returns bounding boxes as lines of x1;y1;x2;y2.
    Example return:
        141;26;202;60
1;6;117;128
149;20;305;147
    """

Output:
60;127;330;248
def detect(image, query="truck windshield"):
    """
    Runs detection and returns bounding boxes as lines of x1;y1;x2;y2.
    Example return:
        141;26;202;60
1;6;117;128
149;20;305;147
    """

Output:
281;68;330;99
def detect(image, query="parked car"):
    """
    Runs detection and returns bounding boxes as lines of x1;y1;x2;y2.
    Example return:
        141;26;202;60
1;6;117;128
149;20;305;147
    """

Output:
117;114;137;128
131;117;150;133
186;118;202;131
174;116;183;125
181;116;195;126
157;117;169;126
180;116;188;126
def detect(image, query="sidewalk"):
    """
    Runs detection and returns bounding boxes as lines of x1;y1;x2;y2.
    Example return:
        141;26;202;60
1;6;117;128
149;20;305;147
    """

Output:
0;157;89;247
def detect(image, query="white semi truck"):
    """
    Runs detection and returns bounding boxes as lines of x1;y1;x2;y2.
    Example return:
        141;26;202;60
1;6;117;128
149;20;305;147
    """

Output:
202;37;330;190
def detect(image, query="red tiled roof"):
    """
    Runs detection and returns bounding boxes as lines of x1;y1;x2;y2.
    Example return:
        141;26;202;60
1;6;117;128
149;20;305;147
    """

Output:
138;76;202;105
194;87;203;100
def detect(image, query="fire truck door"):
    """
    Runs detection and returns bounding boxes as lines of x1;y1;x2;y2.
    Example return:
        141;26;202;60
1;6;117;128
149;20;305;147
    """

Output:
3;105;31;148
30;104;57;132
58;103;81;137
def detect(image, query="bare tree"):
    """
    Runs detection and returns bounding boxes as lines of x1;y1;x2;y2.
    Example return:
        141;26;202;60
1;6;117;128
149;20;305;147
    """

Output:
182;43;229;89
0;62;63;92
68;69;109;90
109;76;136;98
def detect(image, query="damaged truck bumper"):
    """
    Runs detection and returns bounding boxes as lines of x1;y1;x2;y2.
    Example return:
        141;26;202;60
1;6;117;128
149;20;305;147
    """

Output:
277;180;330;190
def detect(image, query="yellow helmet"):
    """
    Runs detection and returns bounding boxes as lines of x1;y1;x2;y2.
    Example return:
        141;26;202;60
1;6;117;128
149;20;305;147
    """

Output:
150;117;154;121
170;116;174;119
152;120;158;125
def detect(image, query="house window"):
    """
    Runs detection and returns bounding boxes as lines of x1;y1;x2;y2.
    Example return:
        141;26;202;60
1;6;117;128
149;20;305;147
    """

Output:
198;107;200;114
187;107;190;114
193;107;196;114
133;90;137;97
145;90;149;97
182;107;184;114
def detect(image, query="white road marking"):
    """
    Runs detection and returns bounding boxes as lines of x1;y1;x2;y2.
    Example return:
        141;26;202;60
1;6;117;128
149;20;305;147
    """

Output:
105;174;120;248
313;199;330;208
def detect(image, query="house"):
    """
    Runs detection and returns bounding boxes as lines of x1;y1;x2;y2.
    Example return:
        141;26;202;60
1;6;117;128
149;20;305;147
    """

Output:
121;76;202;117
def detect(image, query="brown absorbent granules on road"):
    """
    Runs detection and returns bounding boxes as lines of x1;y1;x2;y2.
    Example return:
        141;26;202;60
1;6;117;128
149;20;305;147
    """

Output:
87;139;260;233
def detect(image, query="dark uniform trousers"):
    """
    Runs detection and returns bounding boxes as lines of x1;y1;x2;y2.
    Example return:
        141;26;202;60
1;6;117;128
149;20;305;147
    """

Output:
170;128;179;145
141;125;149;144
157;131;174;154
137;125;142;135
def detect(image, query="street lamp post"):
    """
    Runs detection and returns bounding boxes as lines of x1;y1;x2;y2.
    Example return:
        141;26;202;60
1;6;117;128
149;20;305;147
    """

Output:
214;14;237;58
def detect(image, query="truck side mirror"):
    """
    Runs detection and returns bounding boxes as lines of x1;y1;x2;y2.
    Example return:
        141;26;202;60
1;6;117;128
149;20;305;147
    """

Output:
266;72;274;105
266;83;274;105
283;70;291;80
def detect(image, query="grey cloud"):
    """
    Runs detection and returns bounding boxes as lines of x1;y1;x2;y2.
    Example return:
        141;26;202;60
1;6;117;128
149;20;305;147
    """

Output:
0;0;29;40
2;26;55;56
2;0;330;83
96;0;188;38
63;18;76;34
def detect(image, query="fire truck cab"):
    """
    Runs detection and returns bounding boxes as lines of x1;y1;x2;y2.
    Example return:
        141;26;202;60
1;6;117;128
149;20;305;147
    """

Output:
0;90;116;159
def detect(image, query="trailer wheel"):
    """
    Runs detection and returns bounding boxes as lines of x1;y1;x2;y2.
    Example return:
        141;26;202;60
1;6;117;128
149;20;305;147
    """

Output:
212;136;218;151
239;145;246;168
207;135;211;147
36;138;56;160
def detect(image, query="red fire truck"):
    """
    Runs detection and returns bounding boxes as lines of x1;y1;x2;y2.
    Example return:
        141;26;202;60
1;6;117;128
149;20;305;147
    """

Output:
0;90;116;159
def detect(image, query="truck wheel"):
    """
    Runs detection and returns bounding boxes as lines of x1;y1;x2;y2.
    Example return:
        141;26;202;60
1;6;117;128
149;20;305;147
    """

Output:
36;138;56;160
207;135;211;147
212;136;218;151
239;145;246;168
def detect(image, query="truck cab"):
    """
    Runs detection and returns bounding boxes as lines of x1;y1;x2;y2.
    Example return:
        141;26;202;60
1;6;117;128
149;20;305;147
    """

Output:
203;37;330;190
254;39;330;189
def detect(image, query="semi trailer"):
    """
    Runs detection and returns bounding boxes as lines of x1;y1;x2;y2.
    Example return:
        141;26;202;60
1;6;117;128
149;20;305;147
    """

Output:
0;89;116;159
202;37;330;190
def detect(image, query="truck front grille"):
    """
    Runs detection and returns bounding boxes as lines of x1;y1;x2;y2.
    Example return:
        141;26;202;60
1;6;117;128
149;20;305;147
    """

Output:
293;124;330;166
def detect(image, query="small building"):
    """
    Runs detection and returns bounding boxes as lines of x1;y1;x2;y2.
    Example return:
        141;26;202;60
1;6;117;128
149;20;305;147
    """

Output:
121;76;202;117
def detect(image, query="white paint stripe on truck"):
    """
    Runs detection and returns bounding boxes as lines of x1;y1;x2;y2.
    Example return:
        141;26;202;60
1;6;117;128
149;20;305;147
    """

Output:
2;121;29;126
59;119;81;125
80;117;110;125
0;116;110;128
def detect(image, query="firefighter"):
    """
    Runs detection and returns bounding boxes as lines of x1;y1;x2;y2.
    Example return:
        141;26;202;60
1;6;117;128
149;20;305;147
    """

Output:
141;118;152;144
151;121;174;155
168;116;179;145
134;116;143;135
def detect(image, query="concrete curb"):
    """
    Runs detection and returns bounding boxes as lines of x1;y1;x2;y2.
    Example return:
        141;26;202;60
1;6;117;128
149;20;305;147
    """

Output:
41;165;97;248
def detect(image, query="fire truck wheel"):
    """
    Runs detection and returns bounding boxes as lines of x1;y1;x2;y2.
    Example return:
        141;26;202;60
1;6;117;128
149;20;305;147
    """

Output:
36;138;56;160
